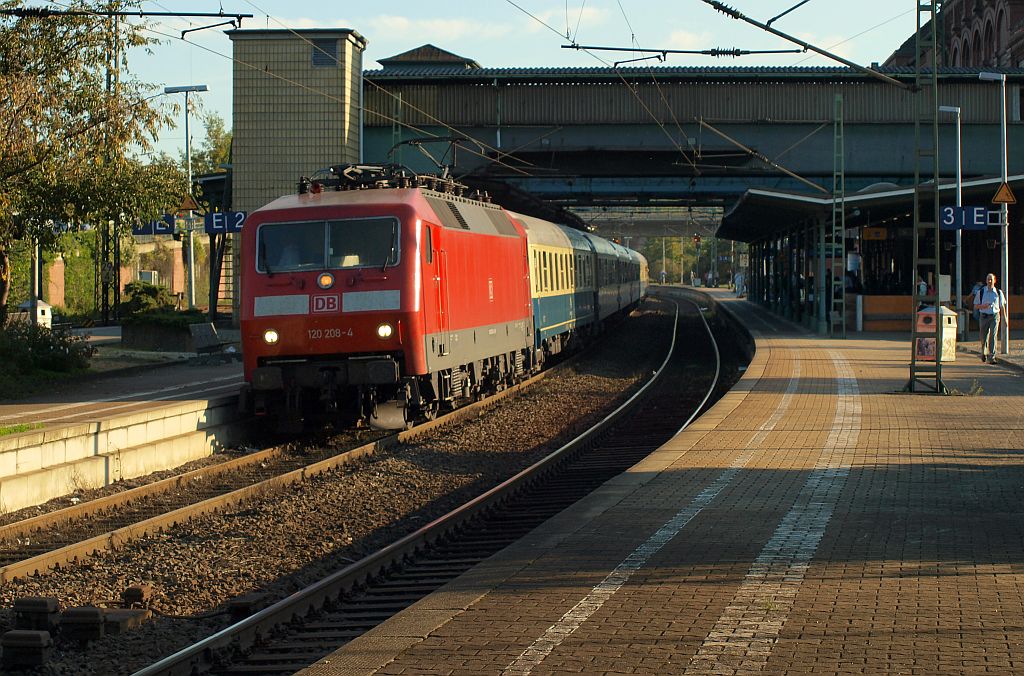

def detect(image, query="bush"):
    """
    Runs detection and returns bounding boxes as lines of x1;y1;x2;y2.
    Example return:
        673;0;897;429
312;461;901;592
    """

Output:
0;322;95;374
119;280;175;317
120;307;206;330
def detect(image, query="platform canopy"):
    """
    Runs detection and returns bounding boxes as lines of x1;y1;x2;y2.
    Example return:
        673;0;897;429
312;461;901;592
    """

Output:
718;175;1024;242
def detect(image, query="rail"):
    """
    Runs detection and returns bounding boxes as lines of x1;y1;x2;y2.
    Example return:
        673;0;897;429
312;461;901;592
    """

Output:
133;300;694;676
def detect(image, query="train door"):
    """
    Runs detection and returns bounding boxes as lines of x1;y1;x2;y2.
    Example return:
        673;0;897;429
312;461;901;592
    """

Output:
434;227;451;357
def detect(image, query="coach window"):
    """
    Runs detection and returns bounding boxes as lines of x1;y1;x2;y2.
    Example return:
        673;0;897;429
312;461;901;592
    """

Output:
329;217;400;269
543;252;550;291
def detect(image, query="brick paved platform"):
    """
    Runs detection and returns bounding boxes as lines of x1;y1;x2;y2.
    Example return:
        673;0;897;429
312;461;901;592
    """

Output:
301;290;1024;675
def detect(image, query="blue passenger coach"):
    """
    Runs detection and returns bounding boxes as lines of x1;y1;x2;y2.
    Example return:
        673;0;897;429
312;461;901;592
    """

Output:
514;212;579;358
511;211;648;363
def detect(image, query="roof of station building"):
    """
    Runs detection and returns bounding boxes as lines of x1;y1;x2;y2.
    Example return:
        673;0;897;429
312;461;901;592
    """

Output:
718;175;1024;242
364;65;1024;81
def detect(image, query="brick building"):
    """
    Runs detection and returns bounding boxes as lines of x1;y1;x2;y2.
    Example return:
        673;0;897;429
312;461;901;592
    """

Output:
886;0;1024;67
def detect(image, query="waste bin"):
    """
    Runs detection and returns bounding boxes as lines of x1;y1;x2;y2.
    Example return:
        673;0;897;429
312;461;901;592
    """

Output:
914;306;957;362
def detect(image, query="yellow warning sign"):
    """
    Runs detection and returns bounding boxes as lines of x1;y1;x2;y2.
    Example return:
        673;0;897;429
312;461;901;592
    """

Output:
992;182;1017;205
179;195;200;211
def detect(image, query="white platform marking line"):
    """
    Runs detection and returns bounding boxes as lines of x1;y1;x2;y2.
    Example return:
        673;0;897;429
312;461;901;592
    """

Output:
0;374;241;423
502;356;803;675
684;352;859;675
28;383;241;425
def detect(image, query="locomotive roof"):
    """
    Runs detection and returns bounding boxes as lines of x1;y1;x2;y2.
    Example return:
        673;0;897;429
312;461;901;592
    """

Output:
252;187;523;237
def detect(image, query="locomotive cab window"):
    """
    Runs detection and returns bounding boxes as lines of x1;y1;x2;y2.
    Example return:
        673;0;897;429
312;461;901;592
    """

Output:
256;218;400;273
329;217;399;269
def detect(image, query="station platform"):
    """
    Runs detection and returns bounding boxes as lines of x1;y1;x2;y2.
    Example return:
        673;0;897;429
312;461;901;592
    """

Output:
2;325;242;429
0;330;244;513
302;289;1024;675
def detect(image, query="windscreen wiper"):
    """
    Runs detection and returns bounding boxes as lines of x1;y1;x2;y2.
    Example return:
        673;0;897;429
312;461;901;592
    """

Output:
260;240;274;277
381;225;398;272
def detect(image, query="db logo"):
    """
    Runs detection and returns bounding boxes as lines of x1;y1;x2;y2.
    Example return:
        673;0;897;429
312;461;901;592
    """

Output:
312;295;339;313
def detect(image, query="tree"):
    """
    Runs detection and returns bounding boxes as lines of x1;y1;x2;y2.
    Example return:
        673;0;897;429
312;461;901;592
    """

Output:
0;1;183;323
188;112;233;177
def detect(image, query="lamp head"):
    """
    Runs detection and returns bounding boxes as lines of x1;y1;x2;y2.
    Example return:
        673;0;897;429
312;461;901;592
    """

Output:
978;71;1006;82
938;105;960;114
164;85;209;94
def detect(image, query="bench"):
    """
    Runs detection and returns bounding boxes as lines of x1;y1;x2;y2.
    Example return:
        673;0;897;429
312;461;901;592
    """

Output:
188;322;237;359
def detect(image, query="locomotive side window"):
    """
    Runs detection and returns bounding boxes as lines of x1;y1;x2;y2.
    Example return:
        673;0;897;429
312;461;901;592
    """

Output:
424;226;433;264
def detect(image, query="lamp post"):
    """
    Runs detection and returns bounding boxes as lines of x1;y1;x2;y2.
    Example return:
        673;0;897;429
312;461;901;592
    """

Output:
164;84;209;310
978;72;1010;355
938;105;962;319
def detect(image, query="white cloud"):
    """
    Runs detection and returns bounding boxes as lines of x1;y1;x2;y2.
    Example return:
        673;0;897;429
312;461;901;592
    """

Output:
666;29;715;51
363;14;511;42
529;6;610;36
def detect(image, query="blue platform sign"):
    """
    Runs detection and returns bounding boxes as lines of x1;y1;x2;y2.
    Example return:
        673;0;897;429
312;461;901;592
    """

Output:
204;211;247;234
132;214;175;236
941;206;990;231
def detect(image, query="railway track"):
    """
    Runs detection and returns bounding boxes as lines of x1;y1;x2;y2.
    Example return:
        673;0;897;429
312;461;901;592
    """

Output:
0;356;568;584
134;292;748;676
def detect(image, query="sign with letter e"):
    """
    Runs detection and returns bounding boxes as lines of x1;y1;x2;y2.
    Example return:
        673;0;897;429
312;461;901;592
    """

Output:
204;211;247;234
941;206;989;231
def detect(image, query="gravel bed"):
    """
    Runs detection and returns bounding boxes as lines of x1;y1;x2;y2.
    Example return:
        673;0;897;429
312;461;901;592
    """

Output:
1;302;678;675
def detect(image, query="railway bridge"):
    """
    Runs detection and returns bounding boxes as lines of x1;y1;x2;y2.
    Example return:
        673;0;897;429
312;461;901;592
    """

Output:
363;59;1024;236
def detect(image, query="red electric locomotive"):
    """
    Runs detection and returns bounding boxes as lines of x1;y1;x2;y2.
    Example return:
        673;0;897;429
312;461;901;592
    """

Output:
239;165;535;429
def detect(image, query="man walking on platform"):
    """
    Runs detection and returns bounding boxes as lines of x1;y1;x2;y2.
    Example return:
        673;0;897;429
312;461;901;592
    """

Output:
973;273;1007;364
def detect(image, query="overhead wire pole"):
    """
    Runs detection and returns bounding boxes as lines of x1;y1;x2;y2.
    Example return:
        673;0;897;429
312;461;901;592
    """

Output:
831;94;846;338
698;0;948;393
907;2;945;393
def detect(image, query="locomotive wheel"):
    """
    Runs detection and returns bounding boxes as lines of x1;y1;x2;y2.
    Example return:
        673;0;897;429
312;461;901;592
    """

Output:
369;401;412;431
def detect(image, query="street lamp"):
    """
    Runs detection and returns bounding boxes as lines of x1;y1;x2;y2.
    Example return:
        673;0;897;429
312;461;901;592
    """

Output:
978;72;1010;355
938;105;962;320
164;84;209;310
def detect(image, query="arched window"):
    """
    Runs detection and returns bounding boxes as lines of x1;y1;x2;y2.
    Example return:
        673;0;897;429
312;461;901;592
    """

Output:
951;43;961;67
997;8;1009;65
962;36;972;67
984;20;995;66
973;30;983;67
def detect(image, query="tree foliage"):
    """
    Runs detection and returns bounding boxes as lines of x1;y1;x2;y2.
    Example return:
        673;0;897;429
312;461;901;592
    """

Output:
0;1;186;321
189;112;233;177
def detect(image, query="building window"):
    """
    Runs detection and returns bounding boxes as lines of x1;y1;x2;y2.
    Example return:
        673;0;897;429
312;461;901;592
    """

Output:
312;39;337;67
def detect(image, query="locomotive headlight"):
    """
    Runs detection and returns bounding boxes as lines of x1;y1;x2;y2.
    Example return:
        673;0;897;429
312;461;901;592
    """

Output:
317;272;335;289
376;323;393;339
263;328;279;344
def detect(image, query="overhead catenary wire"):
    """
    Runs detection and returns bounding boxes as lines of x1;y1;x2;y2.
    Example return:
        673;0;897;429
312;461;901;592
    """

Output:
503;0;701;175
700;0;912;90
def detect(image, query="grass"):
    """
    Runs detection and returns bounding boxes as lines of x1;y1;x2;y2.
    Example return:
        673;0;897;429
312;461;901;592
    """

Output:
0;422;44;437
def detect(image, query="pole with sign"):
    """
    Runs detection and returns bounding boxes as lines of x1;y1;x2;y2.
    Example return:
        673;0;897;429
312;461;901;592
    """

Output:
980;72;1011;354
992;181;1015;354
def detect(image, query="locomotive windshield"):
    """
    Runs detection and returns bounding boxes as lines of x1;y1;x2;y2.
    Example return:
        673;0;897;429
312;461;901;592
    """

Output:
257;217;399;273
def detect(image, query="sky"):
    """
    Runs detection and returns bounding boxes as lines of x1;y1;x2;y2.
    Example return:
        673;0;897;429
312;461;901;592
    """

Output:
93;0;918;157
